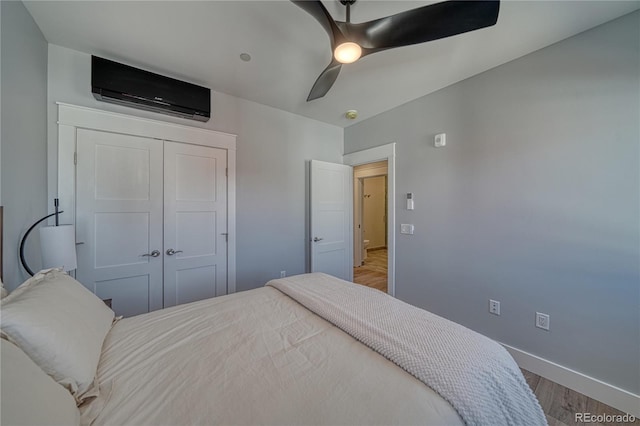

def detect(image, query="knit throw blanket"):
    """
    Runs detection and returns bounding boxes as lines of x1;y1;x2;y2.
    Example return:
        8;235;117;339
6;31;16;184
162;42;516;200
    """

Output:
267;273;546;426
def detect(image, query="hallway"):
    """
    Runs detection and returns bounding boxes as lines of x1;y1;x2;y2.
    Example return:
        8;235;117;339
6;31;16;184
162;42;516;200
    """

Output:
353;248;387;293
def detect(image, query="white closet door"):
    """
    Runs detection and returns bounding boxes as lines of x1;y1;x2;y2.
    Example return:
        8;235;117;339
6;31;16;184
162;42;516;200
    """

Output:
76;129;164;317
163;141;228;307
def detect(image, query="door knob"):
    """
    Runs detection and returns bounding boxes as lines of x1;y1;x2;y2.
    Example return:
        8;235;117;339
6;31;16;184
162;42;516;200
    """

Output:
313;237;324;242
141;250;161;257
166;248;183;256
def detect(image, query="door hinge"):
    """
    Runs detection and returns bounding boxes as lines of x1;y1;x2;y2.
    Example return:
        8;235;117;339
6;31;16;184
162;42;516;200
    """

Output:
225;168;228;177
221;232;228;242
74;152;77;165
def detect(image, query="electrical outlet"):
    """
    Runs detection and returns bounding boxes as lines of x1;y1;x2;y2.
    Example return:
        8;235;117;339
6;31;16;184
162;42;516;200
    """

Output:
280;271;286;278
536;312;550;330
489;299;500;316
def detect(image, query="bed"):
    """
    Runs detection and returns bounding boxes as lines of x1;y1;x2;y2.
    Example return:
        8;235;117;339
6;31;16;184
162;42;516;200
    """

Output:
1;269;546;426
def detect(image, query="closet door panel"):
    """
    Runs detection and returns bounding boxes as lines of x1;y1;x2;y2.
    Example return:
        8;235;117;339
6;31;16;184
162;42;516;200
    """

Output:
76;129;164;316
164;141;228;307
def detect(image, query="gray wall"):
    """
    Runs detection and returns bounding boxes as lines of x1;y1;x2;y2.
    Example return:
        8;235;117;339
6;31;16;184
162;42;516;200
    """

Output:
46;44;343;293
345;12;640;393
1;1;48;288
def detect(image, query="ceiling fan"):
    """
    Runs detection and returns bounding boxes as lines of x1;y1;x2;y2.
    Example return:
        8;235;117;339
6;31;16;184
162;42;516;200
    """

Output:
292;0;500;101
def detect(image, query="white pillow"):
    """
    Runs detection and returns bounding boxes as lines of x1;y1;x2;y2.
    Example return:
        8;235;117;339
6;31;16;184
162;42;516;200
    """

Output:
0;269;114;403
1;338;80;425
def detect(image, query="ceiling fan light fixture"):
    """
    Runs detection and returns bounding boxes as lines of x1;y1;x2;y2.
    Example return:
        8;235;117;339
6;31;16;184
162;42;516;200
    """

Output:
293;0;500;101
334;42;362;64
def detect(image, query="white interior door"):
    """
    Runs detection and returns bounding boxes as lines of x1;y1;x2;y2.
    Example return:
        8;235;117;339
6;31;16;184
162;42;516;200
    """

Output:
163;141;228;307
76;129;163;317
310;160;353;281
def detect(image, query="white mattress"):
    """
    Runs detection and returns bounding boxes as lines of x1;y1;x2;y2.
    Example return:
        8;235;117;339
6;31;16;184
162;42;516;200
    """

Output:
82;286;462;425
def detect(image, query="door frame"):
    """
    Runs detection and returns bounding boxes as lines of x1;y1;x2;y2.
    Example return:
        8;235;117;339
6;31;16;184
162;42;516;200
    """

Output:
356;177;364;266
344;143;396;296
53;102;238;293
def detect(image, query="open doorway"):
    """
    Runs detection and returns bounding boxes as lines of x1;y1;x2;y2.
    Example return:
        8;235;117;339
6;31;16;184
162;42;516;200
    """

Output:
353;161;388;292
343;143;396;296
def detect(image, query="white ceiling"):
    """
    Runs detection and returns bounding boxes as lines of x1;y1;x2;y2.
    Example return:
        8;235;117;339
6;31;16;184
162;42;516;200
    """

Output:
24;0;640;127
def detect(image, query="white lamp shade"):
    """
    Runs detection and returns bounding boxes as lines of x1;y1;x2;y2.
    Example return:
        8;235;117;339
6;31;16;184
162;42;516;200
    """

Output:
39;225;78;271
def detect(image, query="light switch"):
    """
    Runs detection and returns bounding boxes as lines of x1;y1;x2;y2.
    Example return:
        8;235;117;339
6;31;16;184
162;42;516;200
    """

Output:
400;224;414;235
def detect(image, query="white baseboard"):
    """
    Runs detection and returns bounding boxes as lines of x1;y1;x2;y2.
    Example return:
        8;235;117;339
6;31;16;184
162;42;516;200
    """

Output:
502;343;640;418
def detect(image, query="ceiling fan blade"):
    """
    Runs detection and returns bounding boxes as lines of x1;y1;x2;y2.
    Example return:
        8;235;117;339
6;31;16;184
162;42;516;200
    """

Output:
307;61;342;101
343;1;500;54
290;0;344;47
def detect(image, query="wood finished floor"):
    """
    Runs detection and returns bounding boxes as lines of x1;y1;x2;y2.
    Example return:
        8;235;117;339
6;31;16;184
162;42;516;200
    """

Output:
353;248;387;293
521;369;639;426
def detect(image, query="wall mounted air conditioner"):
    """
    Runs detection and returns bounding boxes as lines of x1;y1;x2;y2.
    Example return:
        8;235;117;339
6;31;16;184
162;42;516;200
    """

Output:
91;56;210;122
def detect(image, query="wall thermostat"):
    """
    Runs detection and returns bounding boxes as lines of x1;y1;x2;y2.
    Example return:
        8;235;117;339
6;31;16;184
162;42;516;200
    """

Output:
435;133;446;148
406;193;414;210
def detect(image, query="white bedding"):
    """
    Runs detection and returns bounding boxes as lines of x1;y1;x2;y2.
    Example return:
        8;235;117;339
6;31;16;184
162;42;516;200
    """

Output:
83;285;463;425
268;273;546;426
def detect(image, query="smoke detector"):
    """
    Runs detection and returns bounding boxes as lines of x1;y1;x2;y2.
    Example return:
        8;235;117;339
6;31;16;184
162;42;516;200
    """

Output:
345;110;358;120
